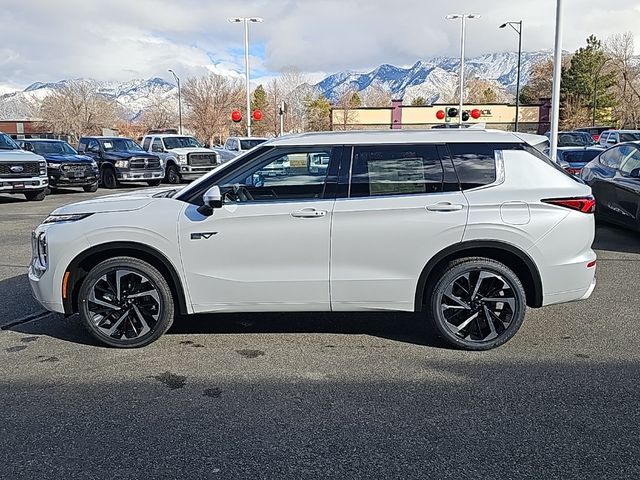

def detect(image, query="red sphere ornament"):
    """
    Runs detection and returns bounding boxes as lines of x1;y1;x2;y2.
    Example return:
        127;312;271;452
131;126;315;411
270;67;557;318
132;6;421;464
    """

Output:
252;109;263;121
470;108;482;120
436;109;446;120
231;110;242;122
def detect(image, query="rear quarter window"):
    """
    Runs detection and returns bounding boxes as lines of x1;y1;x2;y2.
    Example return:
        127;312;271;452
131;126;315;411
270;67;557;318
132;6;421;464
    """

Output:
446;143;499;190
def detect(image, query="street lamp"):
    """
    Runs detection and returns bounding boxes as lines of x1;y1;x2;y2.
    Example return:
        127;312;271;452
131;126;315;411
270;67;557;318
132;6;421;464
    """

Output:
499;21;523;132
168;69;182;135
446;14;480;125
228;16;263;137
549;0;564;161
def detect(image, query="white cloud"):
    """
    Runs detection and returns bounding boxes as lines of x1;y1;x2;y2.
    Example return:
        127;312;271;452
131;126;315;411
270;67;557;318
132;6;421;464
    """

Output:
1;0;639;87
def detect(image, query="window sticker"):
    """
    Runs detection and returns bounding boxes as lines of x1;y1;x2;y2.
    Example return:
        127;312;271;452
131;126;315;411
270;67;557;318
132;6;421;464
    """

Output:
367;157;426;195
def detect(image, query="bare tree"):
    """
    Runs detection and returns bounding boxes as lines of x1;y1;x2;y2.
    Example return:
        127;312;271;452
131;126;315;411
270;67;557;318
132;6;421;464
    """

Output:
360;83;392;107
334;89;361;130
182;74;243;145
606;32;640;128
466;78;508;103
278;68;318;133
265;78;284;136
139;91;177;132
39;80;119;144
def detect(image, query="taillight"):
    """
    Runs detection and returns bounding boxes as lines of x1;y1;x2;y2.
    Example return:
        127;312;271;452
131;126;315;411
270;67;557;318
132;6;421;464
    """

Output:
566;167;582;175
542;196;596;213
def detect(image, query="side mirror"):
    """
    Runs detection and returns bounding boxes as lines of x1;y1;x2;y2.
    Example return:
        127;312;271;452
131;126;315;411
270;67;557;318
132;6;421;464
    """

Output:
629;168;640;178
197;185;223;216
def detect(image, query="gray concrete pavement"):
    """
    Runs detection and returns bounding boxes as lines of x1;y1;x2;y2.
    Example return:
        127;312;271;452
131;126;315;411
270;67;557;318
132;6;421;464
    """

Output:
1;187;639;479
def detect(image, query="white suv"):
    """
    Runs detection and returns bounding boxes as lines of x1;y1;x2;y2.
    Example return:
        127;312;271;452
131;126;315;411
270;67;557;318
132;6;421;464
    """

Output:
29;130;597;350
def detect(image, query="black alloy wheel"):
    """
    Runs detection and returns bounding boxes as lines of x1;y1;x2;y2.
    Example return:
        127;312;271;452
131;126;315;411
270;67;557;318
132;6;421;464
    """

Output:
165;164;180;184
101;167;119;189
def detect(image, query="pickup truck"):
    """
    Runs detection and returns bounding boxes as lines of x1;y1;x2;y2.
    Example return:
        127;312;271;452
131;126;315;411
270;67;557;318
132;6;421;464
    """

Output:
0;132;49;201
78;136;163;189
141;134;219;184
223;136;268;157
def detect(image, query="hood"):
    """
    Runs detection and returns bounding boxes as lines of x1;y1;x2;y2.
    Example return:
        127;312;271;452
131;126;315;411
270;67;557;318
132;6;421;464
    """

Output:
105;151;158;160
51;186;178;215
43;153;94;163
0;149;46;162
166;147;214;155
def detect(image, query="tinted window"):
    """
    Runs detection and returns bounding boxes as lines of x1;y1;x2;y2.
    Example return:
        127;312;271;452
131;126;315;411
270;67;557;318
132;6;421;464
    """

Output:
619;146;640;175
163;136;200;149
350;145;443;197
0;133;19;150
562;150;600;164
142;137;151;151
447;143;498;190
31;141;77;155
600;146;627;169
87;139;100;152
220;148;332;203
152;138;163;152
240;139;266;150
619;133;640;142
558;133;592;147
100;138;142;152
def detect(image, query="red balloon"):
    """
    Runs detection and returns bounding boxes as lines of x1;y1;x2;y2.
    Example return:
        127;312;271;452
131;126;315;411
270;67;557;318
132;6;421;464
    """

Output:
470;108;482;119
252;109;263;121
436;110;446;120
231;110;242;122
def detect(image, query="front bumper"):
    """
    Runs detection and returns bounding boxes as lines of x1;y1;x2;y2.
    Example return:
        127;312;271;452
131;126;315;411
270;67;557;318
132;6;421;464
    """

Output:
117;170;164;181
50;172;98;187
179;164;217;179
0;177;48;193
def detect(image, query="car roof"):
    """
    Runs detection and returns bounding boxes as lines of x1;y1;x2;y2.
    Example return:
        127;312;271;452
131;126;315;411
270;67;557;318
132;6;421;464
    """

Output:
144;134;196;138
80;136;133;140
229;136;268;140
262;129;542;147
23;138;66;142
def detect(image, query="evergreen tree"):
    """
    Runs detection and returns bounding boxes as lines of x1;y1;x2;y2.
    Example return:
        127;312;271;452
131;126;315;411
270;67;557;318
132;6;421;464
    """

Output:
411;96;428;106
250;84;270;136
305;94;331;131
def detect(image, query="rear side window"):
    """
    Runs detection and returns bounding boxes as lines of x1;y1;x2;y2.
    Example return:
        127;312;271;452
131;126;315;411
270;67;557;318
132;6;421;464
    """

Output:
600;145;632;169
350;145;444;197
447;143;497;190
77;139;87;152
619;146;640;175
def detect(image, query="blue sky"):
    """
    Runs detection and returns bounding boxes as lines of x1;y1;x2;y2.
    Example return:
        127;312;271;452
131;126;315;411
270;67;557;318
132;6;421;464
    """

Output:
1;0;639;90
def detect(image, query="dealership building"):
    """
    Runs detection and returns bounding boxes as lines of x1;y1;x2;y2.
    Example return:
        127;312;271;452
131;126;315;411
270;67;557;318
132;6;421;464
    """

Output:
331;99;551;134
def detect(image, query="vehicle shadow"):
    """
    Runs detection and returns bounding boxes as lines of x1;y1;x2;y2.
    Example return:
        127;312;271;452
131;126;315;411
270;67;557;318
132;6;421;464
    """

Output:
593;223;640;255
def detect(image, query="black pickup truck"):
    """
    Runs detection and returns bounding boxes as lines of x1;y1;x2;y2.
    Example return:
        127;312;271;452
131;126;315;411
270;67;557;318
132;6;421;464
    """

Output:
77;136;163;189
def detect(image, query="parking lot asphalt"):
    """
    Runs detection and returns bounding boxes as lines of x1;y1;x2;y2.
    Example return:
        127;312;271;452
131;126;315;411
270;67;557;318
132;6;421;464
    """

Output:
1;187;639;479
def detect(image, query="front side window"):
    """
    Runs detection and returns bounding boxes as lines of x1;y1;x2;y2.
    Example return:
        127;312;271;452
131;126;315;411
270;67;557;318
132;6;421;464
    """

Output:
618;146;640;176
447;143;498;190
152;138;163;153
219;148;333;203
0;133;19;150
142;137;151;151
600;146;627;169
350;145;444;197
87;139;100;152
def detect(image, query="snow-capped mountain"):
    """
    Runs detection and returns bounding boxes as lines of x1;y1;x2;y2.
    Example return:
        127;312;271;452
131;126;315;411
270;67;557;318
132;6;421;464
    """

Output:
315;50;552;104
0;51;553;121
0;77;176;120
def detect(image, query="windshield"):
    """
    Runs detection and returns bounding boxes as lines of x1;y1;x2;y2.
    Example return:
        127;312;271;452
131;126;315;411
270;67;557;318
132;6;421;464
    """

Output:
163;136;201;149
560;149;601;164
0;133;19;150
558;133;593;147
101;138;143;152
240;139;266;150
619;133;640;142
31;141;77;155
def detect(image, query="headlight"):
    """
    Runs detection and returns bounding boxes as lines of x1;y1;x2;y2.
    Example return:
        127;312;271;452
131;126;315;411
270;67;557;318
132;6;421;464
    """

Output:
39;161;47;175
33;232;48;270
177;154;188;164
91;161;99;170
43;213;93;224
48;163;61;170
115;160;129;168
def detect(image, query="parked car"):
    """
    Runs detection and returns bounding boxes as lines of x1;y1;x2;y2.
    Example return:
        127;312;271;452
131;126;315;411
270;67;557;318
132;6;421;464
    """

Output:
30;129;597;350
598;130;640;147
308;152;330;175
553;147;603;176
141;134;219;184
0;132;48;201
77;137;163;189
19;139;99;192
544;131;597;147
575;126;614;142
223;136;268;156
580;141;640;231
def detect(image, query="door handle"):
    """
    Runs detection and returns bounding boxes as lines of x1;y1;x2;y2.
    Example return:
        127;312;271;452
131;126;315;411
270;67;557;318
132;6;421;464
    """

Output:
291;208;327;218
426;202;464;212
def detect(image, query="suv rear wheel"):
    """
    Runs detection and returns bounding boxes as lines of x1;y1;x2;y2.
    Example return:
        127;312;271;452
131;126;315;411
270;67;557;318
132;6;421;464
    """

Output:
427;257;526;351
78;257;174;348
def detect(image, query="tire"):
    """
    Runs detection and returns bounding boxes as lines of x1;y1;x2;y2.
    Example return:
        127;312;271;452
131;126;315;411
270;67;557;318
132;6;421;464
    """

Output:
147;179;162;187
101;167;119;189
426;257;526;351
78;256;175;348
165;163;181;184
24;190;46;201
83;182;99;192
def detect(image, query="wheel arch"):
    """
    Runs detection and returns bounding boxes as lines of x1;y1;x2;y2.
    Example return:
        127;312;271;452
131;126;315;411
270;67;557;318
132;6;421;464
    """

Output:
414;240;544;311
62;241;189;316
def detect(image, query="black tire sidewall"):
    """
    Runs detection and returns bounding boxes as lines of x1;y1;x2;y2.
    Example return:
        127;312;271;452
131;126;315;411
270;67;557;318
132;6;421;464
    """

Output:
25;190;46;201
102;168;118;189
428;258;526;351
78;257;174;348
166;164;180;184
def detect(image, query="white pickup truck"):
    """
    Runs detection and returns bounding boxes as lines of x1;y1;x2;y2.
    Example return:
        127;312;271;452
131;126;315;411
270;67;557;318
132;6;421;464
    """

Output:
141;134;220;184
0;132;49;201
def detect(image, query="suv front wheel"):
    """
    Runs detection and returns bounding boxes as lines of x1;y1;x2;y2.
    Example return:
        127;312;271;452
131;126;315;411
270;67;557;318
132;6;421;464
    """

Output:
427;257;526;351
78;257;174;348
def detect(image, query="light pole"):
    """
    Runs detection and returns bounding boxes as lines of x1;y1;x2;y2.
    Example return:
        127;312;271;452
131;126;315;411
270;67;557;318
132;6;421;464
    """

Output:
168;69;182;135
500;21;523;132
446;14;480;125
228;17;263;137
549;0;564;161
